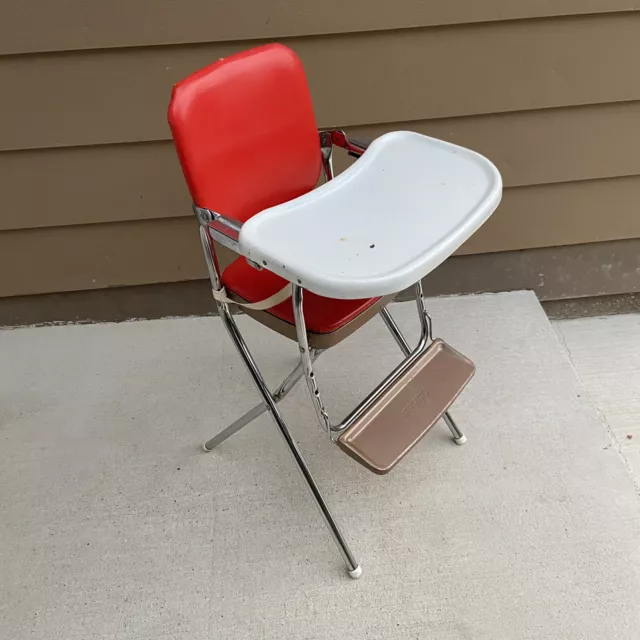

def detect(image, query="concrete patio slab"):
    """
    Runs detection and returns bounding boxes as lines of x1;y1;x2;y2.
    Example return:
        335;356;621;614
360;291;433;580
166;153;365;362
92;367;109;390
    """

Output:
555;313;640;489
1;292;639;640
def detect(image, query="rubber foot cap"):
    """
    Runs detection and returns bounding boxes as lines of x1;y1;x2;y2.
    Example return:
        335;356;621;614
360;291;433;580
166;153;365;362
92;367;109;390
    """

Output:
348;565;363;579
202;442;213;452
454;435;467;446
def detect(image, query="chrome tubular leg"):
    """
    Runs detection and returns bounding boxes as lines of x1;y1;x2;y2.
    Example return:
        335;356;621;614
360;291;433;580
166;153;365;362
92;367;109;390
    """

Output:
414;279;433;342
274;349;323;400
203;403;266;451
443;410;467;446
292;285;332;435
379;287;467;446
199;223;359;576
379;305;412;356
202;350;323;451
219;302;361;578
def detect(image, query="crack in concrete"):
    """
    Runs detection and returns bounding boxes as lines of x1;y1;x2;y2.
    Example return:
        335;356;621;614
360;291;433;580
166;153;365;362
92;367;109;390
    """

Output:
553;322;640;499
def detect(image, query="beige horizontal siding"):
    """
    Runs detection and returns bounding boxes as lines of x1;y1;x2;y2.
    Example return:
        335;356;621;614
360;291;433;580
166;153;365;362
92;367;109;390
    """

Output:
4;101;640;232
0;142;189;231
3;13;640;151
0;219;205;298
464;176;640;254
3;1;638;56
3;176;640;297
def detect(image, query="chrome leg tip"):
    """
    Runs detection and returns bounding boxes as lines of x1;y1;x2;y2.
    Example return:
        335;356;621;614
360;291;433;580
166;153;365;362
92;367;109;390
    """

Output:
348;565;363;579
202;441;213;453
454;435;467;446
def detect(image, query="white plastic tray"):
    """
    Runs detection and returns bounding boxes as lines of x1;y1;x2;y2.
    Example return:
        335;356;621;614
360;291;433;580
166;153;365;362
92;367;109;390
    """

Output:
239;131;502;299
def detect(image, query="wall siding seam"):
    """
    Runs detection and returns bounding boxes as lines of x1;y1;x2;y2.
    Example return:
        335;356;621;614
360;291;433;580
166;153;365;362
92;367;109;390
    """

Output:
1;7;639;58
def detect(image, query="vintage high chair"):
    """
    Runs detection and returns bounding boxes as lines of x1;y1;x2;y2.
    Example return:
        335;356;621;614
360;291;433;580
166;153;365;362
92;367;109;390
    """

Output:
168;43;502;579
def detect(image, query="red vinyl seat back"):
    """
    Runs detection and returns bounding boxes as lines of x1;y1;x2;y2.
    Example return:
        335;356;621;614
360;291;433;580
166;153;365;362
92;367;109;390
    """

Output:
168;44;322;223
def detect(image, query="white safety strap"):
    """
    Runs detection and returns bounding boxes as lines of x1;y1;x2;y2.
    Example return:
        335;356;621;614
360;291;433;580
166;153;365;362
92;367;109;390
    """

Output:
211;283;293;311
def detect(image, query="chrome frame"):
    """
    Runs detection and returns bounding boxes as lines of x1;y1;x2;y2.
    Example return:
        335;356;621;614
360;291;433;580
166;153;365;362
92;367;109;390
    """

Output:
202;348;323;451
196;131;466;577
293;281;430;438
198;221;360;576
293;286;332;435
290;278;464;443
194;204;242;255
319;130;334;181
322;129;369;158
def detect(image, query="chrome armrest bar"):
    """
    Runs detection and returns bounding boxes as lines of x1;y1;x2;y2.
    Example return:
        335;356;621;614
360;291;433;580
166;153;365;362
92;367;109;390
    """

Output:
193;203;243;254
318;129;371;183
193;204;243;233
320;129;370;159
208;226;241;254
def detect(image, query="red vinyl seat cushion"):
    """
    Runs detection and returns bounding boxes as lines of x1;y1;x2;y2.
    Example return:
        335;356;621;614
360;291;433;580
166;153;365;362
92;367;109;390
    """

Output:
222;258;381;335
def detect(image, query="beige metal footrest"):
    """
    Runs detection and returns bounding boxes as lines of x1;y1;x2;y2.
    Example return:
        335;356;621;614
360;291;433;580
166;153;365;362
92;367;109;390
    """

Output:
337;339;475;475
